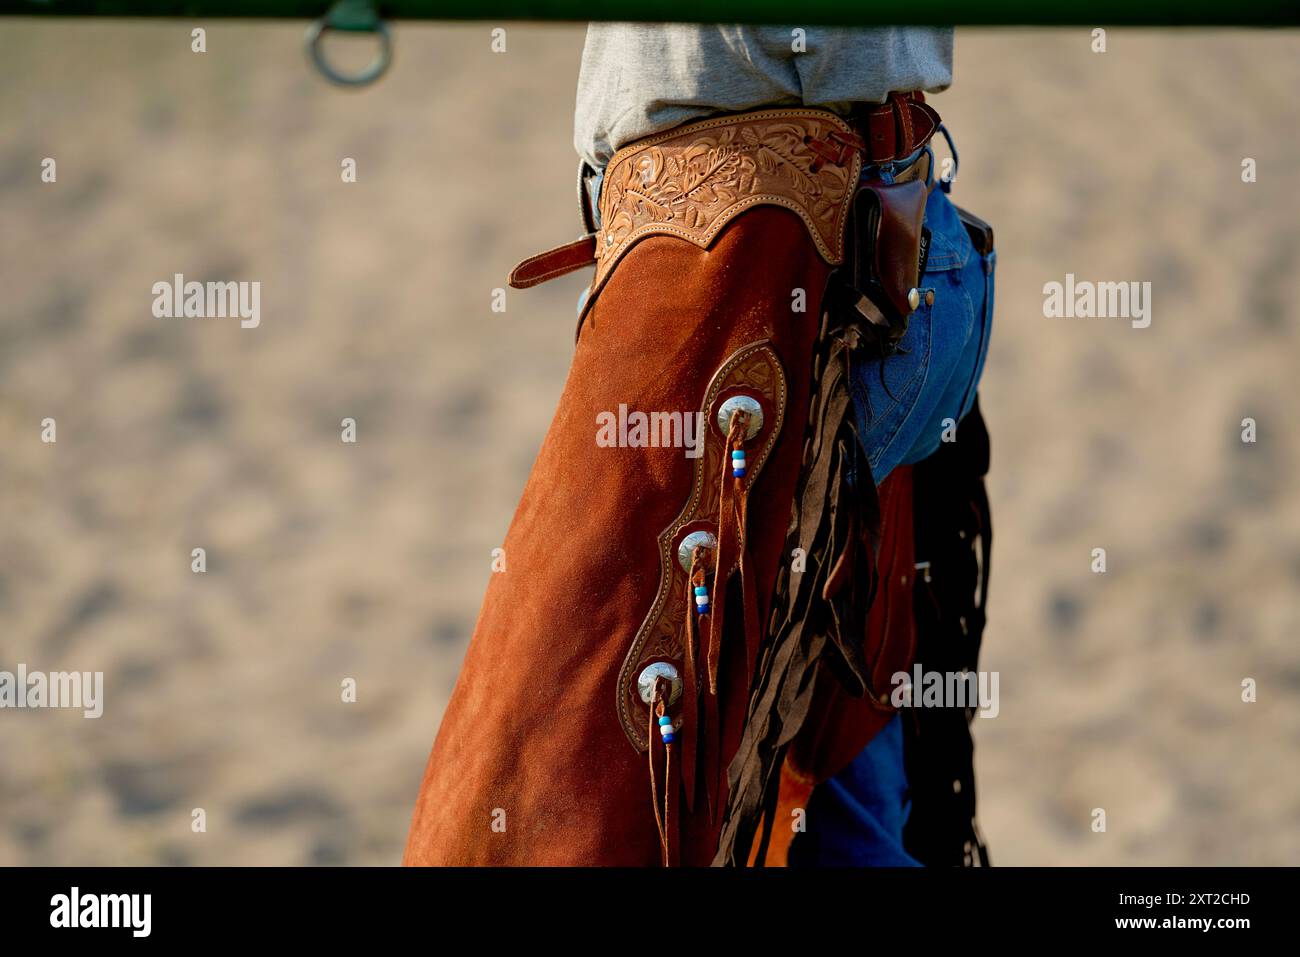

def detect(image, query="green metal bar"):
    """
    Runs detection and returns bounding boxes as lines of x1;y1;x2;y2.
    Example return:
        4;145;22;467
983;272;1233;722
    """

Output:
1;0;1298;25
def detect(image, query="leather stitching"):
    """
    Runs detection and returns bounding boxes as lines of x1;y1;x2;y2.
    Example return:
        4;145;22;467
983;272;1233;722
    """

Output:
616;341;787;752
580;109;862;329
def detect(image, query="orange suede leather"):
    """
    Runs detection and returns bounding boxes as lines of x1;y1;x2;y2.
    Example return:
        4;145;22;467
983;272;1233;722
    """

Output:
404;206;834;865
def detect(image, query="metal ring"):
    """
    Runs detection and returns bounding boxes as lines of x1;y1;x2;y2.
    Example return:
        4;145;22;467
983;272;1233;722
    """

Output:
716;394;764;440
305;19;392;87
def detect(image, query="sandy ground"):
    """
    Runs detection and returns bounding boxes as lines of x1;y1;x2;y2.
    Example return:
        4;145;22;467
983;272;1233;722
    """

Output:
1;22;1297;866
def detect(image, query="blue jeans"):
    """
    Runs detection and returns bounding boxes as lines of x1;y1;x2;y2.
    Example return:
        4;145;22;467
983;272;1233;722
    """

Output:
787;714;920;866
792;139;996;868
851;150;996;483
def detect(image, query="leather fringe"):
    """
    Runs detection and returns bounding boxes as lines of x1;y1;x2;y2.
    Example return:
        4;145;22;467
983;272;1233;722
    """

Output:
712;310;882;866
901;396;993;867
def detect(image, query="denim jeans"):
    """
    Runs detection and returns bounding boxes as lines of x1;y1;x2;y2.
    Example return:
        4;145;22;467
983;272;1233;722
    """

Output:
851;161;996;483
787;713;920;866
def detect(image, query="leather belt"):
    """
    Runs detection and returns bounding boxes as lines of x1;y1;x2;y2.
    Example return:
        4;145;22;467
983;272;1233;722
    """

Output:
847;91;941;166
508;96;942;310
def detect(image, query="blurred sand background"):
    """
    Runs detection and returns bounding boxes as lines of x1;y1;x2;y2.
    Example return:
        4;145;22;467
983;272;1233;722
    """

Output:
1;21;1298;865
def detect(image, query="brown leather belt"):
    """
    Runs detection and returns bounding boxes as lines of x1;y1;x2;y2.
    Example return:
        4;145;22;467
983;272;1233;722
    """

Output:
848;90;941;165
508;95;941;313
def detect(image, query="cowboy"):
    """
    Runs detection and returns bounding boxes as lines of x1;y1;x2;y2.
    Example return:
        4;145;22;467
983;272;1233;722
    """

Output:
405;23;995;867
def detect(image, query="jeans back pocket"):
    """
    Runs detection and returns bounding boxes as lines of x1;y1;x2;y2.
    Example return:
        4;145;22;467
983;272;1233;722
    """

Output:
851;188;977;482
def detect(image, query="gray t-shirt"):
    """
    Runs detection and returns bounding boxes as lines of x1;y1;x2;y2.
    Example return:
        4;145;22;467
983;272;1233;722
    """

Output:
575;24;953;170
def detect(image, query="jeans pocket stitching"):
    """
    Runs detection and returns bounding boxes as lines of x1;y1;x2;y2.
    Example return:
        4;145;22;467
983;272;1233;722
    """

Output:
864;312;934;472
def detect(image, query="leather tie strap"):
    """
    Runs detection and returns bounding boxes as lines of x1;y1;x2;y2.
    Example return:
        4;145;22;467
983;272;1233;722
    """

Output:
805;129;866;172
508;234;597;288
680;546;710;813
648;678;680;867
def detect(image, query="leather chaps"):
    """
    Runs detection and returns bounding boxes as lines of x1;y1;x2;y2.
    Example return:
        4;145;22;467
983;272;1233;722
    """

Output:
403;103;979;867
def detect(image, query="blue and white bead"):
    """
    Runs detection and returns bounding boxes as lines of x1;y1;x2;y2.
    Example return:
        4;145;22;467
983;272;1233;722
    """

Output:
693;584;710;616
731;448;747;478
658;714;676;745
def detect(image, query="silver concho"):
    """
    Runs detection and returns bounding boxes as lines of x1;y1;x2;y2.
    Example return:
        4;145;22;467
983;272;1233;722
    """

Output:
676;530;718;573
637;661;683;707
715;394;764;439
